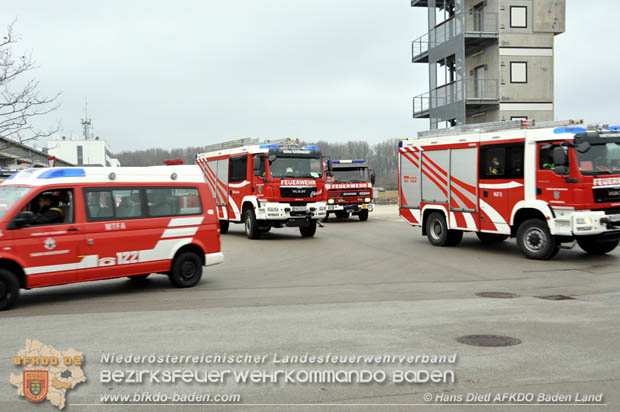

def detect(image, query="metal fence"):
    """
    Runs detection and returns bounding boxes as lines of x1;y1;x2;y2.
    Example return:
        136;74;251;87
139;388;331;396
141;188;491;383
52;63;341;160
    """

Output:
411;33;429;60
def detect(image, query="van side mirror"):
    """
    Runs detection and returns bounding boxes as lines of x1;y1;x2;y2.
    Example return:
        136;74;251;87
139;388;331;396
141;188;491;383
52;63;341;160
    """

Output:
576;142;591;153
9;211;34;229
326;159;333;175
370;169;376;185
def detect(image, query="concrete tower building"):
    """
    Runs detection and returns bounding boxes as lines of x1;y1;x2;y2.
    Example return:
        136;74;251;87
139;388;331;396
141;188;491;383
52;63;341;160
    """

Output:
411;0;565;129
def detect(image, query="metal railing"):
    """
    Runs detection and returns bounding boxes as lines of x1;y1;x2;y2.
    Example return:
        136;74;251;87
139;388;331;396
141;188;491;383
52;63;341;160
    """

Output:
465;11;498;34
465;79;499;100
413;78;499;116
411;33;429;60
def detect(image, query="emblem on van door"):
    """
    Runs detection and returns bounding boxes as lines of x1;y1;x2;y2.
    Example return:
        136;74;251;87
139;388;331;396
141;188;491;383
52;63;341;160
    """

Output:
44;238;56;250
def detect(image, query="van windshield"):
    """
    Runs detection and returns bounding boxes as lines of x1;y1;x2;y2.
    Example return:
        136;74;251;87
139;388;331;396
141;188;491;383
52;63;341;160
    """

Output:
0;186;32;219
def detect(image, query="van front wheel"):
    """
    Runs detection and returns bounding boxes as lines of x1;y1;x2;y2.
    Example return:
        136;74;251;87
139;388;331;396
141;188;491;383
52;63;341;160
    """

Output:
169;252;203;288
0;269;19;311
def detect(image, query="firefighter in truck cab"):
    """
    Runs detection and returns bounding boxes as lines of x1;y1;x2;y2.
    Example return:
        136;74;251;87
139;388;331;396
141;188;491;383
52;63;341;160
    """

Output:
33;193;64;224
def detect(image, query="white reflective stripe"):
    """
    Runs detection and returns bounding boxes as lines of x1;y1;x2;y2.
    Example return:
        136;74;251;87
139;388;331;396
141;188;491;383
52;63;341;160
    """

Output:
138;238;192;262
25;261;81;275
479;181;523;189
229;197;241;221
479;200;511;234
228;181;250;188
168;217;204;227
161;227;199;238
463;212;477;231
449;212;457;229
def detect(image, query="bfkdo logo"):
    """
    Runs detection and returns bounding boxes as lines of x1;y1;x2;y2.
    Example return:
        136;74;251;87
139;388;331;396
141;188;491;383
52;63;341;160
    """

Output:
10;339;86;410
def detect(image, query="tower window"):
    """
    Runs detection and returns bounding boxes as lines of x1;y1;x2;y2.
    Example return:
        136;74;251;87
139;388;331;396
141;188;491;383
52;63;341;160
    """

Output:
510;6;527;28
510;62;528;83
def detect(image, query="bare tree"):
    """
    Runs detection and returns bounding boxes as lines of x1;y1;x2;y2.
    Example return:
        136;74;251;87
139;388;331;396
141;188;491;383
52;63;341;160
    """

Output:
0;20;60;149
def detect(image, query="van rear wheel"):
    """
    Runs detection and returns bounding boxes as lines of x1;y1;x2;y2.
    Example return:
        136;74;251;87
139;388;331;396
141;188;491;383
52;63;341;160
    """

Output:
0;269;19;311
169;252;203;288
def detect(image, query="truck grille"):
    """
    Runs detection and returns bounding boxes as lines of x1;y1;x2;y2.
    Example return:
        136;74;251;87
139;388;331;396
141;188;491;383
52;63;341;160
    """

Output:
593;187;620;203
280;187;316;198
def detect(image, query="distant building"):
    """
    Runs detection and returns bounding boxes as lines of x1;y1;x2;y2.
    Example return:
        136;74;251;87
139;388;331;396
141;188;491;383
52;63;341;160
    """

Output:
47;136;120;167
411;0;566;129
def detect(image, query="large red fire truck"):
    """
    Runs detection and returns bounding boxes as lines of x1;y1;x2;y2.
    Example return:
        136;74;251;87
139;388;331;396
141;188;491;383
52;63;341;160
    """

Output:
195;138;327;239
399;120;620;259
325;160;375;221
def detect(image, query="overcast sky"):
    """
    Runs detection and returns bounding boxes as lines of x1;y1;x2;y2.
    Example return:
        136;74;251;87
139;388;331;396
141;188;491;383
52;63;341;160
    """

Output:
3;1;619;152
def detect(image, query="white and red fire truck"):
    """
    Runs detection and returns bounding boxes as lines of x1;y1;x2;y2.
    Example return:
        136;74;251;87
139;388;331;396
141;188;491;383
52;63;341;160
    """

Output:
399;120;620;259
0;166;223;310
325;160;375;221
195;138;327;239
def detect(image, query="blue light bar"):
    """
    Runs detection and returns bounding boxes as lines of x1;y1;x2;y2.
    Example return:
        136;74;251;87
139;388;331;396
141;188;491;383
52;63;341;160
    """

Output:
260;144;280;149
553;127;586;134
332;160;340;164
607;126;620;131
398;141;404;147
352;160;365;163
37;168;86;179
302;145;320;151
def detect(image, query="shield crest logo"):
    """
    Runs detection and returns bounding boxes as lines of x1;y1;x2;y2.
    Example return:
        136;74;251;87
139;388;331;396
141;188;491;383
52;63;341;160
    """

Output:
23;370;48;402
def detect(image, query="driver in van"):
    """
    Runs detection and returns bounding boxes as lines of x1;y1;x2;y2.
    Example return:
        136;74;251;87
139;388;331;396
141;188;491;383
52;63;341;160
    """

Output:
33;194;64;225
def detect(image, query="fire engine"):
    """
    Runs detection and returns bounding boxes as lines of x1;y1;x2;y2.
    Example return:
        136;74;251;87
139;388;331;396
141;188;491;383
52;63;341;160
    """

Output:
399;119;620;259
0;166;223;310
325;160;375;221
195;138;327;239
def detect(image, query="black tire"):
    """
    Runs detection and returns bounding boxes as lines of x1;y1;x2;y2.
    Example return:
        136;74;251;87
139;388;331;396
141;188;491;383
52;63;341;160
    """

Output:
425;212;461;246
169;252;203;288
335;211;350;219
476;232;509;243
359;209;369;221
577;236;620;255
516;218;558;260
128;274;150;282
0;269;20;311
300;220;317;237
219;220;229;234
244;208;261;239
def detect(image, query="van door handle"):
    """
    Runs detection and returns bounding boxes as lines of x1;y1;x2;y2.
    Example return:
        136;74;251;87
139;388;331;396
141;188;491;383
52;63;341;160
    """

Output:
67;227;79;231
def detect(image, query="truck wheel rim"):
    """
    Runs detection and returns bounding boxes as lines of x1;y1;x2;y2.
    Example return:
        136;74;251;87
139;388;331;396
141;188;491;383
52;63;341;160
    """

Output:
245;216;251;234
431;220;443;240
525;228;545;252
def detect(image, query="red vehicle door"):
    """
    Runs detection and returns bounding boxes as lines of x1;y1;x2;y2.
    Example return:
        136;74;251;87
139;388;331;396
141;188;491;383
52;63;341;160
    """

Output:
478;143;524;234
536;142;573;206
227;155;251;221
9;188;83;288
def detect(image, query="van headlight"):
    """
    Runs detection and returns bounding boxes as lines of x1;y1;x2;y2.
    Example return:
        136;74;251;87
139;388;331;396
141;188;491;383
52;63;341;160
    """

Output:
328;199;335;204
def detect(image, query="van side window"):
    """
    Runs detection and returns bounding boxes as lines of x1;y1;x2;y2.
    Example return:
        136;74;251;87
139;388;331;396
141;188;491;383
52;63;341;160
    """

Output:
84;188;144;221
229;155;247;183
25;189;74;225
146;187;202;217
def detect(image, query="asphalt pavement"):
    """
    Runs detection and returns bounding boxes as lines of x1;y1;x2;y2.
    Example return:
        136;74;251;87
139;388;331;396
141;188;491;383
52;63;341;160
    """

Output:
1;204;619;411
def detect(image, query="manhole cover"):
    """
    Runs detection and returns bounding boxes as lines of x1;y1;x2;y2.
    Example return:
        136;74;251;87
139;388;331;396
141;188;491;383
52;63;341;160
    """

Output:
536;295;575;300
456;335;521;347
475;292;519;299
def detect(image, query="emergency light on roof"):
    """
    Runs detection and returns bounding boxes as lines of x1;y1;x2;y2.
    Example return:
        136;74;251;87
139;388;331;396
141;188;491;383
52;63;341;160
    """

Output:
331;160;365;164
553;127;587;134
302;145;320;151
259;144;280;149
37;168;86;179
607;126;620;131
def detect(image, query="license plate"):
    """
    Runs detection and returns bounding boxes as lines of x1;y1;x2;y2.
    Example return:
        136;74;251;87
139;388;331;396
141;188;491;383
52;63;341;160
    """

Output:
292;206;306;212
608;215;620;222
